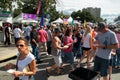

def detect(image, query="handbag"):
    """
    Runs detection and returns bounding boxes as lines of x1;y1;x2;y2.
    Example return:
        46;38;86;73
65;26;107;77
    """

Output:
23;64;34;80
23;65;30;72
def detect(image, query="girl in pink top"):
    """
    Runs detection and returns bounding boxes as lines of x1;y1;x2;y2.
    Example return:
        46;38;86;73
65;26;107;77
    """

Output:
63;28;75;71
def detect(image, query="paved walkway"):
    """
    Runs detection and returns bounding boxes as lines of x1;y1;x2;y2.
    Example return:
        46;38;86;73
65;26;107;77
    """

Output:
0;42;32;62
0;42;120;80
0;43;18;62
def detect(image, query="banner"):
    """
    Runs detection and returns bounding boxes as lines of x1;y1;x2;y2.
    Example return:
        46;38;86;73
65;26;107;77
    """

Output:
40;10;44;26
0;11;12;17
23;13;36;20
71;19;75;26
84;20;86;27
36;0;42;15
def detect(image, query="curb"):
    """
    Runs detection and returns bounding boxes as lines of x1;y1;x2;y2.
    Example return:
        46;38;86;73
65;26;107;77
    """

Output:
0;54;17;63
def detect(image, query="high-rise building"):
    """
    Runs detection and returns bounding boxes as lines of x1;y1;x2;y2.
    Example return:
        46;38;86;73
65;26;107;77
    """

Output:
86;7;101;18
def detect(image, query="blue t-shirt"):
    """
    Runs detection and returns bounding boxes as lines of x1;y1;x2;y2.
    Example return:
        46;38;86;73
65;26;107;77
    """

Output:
95;30;118;60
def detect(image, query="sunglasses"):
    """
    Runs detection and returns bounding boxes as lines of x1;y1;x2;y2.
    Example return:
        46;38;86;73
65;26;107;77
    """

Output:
16;44;24;47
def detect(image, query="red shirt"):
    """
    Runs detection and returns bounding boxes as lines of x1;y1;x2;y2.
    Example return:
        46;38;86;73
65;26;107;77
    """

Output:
38;29;47;42
63;36;73;53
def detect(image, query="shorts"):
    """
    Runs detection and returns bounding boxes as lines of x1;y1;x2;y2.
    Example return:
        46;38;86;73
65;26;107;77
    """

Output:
53;55;62;66
82;47;91;51
109;58;113;66
94;56;109;77
39;42;47;51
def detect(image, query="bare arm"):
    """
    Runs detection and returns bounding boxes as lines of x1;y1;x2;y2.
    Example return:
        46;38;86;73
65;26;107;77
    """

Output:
54;37;68;50
24;60;36;76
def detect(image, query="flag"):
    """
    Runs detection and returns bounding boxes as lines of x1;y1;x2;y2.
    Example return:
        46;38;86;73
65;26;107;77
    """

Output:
71;19;75;26
40;10;44;26
36;0;42;15
84;19;86;27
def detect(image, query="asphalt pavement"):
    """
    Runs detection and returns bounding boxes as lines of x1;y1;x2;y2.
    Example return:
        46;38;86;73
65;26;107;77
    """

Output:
0;43;18;62
0;42;120;80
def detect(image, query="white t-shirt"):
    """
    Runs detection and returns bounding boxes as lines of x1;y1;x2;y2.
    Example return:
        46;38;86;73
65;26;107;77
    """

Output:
17;52;35;80
13;28;22;38
83;33;91;48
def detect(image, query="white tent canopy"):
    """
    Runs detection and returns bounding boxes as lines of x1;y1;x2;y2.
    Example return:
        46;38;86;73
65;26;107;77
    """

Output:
52;18;63;23
67;16;73;23
21;19;38;23
13;13;23;23
0;17;12;23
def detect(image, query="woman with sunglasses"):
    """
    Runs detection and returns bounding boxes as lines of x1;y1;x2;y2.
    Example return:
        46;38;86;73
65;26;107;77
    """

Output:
6;38;36;80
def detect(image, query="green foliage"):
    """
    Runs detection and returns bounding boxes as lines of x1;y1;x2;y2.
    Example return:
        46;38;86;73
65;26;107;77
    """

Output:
22;0;38;14
71;8;104;23
0;0;23;17
0;0;13;11
114;16;120;22
22;0;60;21
71;9;95;23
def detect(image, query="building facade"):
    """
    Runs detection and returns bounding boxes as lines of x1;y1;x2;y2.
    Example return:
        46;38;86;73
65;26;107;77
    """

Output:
86;7;101;18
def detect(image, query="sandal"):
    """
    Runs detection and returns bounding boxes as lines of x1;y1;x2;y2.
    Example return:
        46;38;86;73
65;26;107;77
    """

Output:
46;69;50;76
57;72;64;75
57;70;64;75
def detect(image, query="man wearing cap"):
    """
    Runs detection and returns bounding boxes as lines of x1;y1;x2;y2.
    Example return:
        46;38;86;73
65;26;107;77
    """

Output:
93;22;119;80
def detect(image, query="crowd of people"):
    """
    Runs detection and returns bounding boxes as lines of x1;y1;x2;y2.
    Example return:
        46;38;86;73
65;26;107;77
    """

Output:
3;21;120;80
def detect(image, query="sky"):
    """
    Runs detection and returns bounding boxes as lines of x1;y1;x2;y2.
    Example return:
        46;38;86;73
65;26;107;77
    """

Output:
56;0;120;15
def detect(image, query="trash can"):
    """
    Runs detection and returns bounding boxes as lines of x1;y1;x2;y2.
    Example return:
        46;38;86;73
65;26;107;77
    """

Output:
68;67;98;80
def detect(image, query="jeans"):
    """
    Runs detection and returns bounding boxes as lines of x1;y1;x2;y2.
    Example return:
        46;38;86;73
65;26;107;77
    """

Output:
31;44;40;61
73;43;82;58
25;36;30;41
63;52;74;65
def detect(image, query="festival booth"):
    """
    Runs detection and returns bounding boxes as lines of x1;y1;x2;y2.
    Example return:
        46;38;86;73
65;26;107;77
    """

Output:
67;16;73;23
51;18;63;24
13;13;38;23
0;11;12;42
0;17;12;24
67;16;81;25
0;11;12;23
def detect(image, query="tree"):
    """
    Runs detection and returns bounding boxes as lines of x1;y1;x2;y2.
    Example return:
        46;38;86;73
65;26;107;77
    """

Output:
22;0;55;15
13;0;23;17
114;16;120;22
0;0;13;11
21;0;60;22
0;0;23;18
71;8;104;23
71;9;95;23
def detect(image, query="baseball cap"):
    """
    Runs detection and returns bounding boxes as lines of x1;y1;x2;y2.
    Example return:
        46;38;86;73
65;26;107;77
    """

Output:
98;22;106;32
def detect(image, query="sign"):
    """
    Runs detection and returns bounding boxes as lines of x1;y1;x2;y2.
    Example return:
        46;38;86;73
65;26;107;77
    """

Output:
0;11;12;17
23;13;37;20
